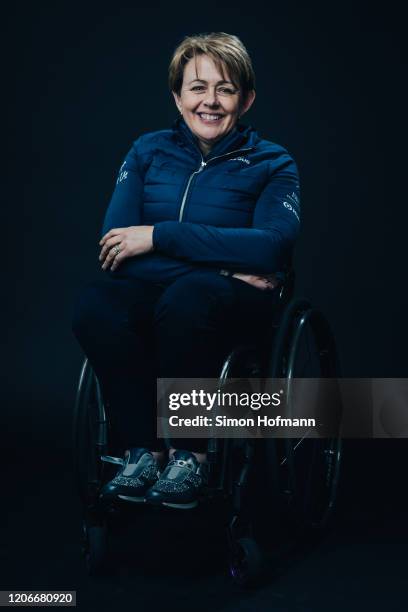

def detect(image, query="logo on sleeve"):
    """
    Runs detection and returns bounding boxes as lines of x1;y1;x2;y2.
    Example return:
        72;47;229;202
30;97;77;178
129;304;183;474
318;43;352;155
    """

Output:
117;161;128;184
283;192;300;221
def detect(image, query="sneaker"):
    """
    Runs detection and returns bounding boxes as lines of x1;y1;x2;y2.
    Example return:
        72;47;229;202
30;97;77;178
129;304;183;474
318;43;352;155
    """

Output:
99;448;160;503
145;450;208;510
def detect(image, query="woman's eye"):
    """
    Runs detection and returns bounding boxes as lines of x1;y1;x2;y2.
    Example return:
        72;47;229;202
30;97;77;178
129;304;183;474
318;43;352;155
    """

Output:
189;85;237;94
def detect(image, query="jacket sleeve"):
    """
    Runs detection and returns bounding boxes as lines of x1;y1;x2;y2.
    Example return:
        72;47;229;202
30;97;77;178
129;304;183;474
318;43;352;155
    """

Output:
152;156;301;275
101;138;145;237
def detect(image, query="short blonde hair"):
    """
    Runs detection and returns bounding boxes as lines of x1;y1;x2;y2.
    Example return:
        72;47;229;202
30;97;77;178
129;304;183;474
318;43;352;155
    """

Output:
168;32;256;100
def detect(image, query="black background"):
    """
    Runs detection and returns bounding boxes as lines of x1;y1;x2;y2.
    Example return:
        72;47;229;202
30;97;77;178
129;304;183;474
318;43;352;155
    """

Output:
3;1;407;610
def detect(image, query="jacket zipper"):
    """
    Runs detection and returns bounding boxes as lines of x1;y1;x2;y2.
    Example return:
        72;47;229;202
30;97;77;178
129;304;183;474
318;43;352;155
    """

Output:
178;146;254;222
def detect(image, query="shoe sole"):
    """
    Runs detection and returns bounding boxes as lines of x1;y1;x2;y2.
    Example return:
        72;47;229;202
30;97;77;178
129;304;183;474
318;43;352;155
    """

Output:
118;495;145;503
162;500;198;509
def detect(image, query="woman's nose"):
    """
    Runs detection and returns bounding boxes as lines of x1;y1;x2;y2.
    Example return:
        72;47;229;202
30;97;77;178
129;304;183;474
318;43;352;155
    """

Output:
203;87;220;107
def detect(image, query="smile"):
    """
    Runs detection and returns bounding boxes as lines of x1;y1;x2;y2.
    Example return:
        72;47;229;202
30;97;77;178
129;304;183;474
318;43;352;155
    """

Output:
196;113;224;122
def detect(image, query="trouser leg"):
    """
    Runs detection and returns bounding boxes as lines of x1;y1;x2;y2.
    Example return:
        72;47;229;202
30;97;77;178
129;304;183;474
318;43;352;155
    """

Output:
71;277;165;451
154;270;279;452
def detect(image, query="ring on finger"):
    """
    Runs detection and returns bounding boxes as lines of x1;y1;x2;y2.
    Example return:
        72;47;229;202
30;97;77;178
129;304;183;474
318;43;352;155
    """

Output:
111;244;121;256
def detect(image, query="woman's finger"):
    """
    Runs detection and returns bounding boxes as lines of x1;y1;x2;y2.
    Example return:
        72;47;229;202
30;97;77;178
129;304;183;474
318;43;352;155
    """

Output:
110;249;127;271
101;244;121;270
101;243;128;271
263;274;278;288
99;227;125;246
99;235;123;261
101;249;113;270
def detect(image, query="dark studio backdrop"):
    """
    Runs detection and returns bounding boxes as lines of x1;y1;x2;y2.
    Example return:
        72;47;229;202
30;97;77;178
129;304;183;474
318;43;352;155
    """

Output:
3;0;407;609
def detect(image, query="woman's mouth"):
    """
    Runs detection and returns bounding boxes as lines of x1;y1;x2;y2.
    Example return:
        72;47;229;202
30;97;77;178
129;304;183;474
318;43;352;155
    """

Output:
196;112;224;123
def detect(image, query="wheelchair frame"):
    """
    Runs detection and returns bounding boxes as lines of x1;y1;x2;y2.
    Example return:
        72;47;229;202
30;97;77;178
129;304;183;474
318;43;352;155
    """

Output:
72;274;343;585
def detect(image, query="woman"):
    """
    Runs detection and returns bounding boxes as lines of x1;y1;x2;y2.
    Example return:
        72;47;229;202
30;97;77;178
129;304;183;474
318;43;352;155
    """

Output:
72;32;300;510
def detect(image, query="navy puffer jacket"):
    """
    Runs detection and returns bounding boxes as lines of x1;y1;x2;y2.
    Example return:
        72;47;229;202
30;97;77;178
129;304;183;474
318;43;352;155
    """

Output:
102;117;300;283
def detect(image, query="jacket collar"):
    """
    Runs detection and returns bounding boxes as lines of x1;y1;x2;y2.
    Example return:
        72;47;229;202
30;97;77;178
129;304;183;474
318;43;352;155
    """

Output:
172;116;256;160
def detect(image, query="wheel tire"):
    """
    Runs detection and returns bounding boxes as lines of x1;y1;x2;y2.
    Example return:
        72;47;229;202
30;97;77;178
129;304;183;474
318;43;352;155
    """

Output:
83;522;108;576
229;537;262;587
73;359;107;506
268;300;343;531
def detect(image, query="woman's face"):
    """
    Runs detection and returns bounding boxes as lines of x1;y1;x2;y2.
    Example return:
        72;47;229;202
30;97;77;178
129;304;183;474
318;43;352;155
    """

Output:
173;54;255;154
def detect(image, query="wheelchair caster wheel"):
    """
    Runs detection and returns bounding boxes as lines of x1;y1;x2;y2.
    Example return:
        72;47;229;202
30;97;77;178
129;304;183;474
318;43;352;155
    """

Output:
229;537;262;587
82;521;108;575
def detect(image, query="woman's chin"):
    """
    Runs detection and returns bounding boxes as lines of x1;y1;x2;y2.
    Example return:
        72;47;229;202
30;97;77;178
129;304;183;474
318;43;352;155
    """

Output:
194;125;231;147
199;130;220;143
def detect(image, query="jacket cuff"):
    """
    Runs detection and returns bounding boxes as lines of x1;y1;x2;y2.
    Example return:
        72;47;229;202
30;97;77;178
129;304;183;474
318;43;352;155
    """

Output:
152;224;163;251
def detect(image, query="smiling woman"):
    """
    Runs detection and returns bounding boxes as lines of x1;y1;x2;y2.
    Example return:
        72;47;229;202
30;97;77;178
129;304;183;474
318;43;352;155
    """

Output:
72;32;301;510
171;54;255;156
169;33;256;156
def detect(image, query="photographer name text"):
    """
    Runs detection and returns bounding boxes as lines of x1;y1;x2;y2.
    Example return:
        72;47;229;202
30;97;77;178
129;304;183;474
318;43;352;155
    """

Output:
168;415;316;428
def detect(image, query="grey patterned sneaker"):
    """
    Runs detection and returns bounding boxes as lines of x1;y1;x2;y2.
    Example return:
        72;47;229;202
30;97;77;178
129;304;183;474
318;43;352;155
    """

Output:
145;450;208;509
99;448;160;503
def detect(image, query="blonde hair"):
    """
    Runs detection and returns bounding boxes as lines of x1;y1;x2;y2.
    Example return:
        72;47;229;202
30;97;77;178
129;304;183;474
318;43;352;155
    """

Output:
168;32;256;99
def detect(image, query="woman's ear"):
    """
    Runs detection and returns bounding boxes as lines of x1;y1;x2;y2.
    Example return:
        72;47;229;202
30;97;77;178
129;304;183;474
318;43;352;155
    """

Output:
240;90;256;117
172;91;182;114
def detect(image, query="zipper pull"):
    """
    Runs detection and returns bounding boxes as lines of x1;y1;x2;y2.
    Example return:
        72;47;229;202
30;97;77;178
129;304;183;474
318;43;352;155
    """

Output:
201;160;207;168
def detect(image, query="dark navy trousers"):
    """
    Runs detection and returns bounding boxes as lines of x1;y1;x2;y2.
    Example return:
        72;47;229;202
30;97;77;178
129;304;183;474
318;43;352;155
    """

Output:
72;269;278;453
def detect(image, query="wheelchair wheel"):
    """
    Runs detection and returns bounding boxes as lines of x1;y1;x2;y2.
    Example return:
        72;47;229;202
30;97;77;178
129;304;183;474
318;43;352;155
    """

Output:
73;358;108;506
267;299;343;530
229;537;262;587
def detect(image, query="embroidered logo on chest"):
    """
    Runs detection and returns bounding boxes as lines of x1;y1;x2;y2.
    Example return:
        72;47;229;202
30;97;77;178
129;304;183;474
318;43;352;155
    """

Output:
228;157;251;165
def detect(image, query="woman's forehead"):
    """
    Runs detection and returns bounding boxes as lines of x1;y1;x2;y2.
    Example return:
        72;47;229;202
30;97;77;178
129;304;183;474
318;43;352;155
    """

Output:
183;54;232;84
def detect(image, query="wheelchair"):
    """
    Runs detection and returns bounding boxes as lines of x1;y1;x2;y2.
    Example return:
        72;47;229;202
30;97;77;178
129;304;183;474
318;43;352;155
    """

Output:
72;270;343;586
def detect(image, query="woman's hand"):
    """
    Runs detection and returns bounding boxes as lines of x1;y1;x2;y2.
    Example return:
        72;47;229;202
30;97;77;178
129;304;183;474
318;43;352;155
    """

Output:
232;272;279;291
99;226;154;271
